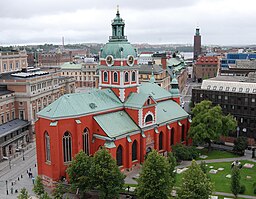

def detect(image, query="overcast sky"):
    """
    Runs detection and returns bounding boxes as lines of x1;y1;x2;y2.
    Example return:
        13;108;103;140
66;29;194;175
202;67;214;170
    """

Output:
0;0;256;46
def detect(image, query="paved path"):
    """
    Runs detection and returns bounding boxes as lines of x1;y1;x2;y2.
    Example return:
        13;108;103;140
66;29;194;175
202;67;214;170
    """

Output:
0;142;38;199
214;191;256;199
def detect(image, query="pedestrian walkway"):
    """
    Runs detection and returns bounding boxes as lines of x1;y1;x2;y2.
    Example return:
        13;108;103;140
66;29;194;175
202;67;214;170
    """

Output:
0;142;38;199
214;191;256;199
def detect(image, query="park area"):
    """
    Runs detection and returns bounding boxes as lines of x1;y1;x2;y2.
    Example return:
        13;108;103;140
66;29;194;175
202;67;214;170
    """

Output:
175;160;256;198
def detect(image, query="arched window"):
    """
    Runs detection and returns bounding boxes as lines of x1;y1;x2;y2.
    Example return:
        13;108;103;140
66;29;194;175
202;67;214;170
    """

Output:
132;71;136;82
45;132;51;162
145;114;153;123
103;71;108;82
132;140;137;161
63;132;72;163
171;128;175;146
159;132;163;150
83;128;89;155
113;72;118;83
116;145;123;166
124;72;129;82
181;125;185;142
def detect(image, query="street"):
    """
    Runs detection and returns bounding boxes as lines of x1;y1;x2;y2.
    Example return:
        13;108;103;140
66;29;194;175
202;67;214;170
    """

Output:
181;78;201;113
0;142;37;199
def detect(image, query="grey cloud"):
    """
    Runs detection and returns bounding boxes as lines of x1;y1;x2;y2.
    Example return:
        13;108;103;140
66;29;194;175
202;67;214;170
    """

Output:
0;0;201;18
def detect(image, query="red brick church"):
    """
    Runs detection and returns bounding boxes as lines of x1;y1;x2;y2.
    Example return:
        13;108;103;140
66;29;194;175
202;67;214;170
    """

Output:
35;8;191;187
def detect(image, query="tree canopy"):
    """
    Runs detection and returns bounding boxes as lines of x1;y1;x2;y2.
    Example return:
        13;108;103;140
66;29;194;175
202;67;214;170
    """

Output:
189;100;237;150
18;188;30;199
231;166;241;198
90;148;125;199
177;160;213;199
137;150;173;199
33;176;45;197
66;151;92;195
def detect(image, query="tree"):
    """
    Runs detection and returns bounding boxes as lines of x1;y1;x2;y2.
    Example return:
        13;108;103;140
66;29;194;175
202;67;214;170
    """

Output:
18;188;30;199
137;150;172;199
66;151;92;196
231;166;241;198
178;160;213;199
33;176;45;197
167;152;177;186
233;136;248;155
90;148;125;199
39;192;51;199
189;100;237;150
52;182;66;199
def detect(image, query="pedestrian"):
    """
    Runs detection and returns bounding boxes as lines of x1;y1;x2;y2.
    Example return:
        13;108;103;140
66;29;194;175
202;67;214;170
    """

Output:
21;174;23;178
32;176;35;185
29;168;31;171
10;187;13;194
18;177;19;181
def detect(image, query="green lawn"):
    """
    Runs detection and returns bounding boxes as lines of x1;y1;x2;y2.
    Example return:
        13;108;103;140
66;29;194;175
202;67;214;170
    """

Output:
196;148;240;160
176;160;256;196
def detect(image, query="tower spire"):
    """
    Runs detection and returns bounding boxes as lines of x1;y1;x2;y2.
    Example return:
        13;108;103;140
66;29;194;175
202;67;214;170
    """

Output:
117;5;119;15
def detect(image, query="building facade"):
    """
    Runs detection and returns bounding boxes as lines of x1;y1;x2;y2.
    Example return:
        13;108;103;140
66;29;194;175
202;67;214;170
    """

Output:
60;58;97;88
138;64;170;90
0;50;28;74
35;9;190;187
193;56;219;83
192;75;256;145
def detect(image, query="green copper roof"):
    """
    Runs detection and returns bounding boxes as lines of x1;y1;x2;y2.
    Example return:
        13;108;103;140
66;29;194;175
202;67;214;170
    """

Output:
140;82;172;101
124;93;150;108
167;58;182;66
60;62;83;70
157;100;188;124
94;111;140;138
100;41;137;59
37;89;122;119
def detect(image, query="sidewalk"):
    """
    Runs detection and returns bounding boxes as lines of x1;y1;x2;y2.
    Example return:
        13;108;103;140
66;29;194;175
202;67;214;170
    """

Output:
0;142;38;199
214;192;256;199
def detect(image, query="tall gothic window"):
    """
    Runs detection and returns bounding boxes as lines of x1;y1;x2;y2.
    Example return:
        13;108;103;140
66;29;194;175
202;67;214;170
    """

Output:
45;132;51;162
181;125;185;142
124;72;129;82
132;71;136;82
159;132;163;150
116;145;123;166
171;128;175;146
83;128;89;155
132;140;137;161
103;71;108;82
63;132;72;163
113;72;118;83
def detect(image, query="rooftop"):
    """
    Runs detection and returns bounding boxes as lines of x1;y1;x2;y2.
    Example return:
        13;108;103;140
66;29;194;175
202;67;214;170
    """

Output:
94;111;140;138
201;75;256;93
0;119;30;137
138;64;164;74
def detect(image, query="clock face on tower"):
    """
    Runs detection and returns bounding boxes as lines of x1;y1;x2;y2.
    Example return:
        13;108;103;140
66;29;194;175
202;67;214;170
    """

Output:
106;55;114;66
127;55;134;66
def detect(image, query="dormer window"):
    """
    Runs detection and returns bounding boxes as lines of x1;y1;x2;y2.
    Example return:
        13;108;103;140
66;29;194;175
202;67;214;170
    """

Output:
113;72;118;83
132;71;136;82
124;72;129;82
147;99;150;105
103;71;108;82
145;114;153;123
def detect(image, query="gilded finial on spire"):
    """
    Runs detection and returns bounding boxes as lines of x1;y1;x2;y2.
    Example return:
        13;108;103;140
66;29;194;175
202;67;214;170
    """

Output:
117;5;119;14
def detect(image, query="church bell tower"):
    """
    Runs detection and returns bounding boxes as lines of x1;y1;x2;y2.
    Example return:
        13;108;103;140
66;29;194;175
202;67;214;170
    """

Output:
98;7;140;102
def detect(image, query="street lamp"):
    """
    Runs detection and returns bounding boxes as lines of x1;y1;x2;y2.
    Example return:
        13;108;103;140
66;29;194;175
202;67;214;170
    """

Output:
22;149;25;161
9;156;11;169
6;180;8;195
236;126;240;138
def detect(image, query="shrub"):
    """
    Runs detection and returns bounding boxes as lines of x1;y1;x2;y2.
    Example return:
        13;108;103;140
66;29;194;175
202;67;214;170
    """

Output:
172;144;199;162
239;184;246;194
233;136;248;156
